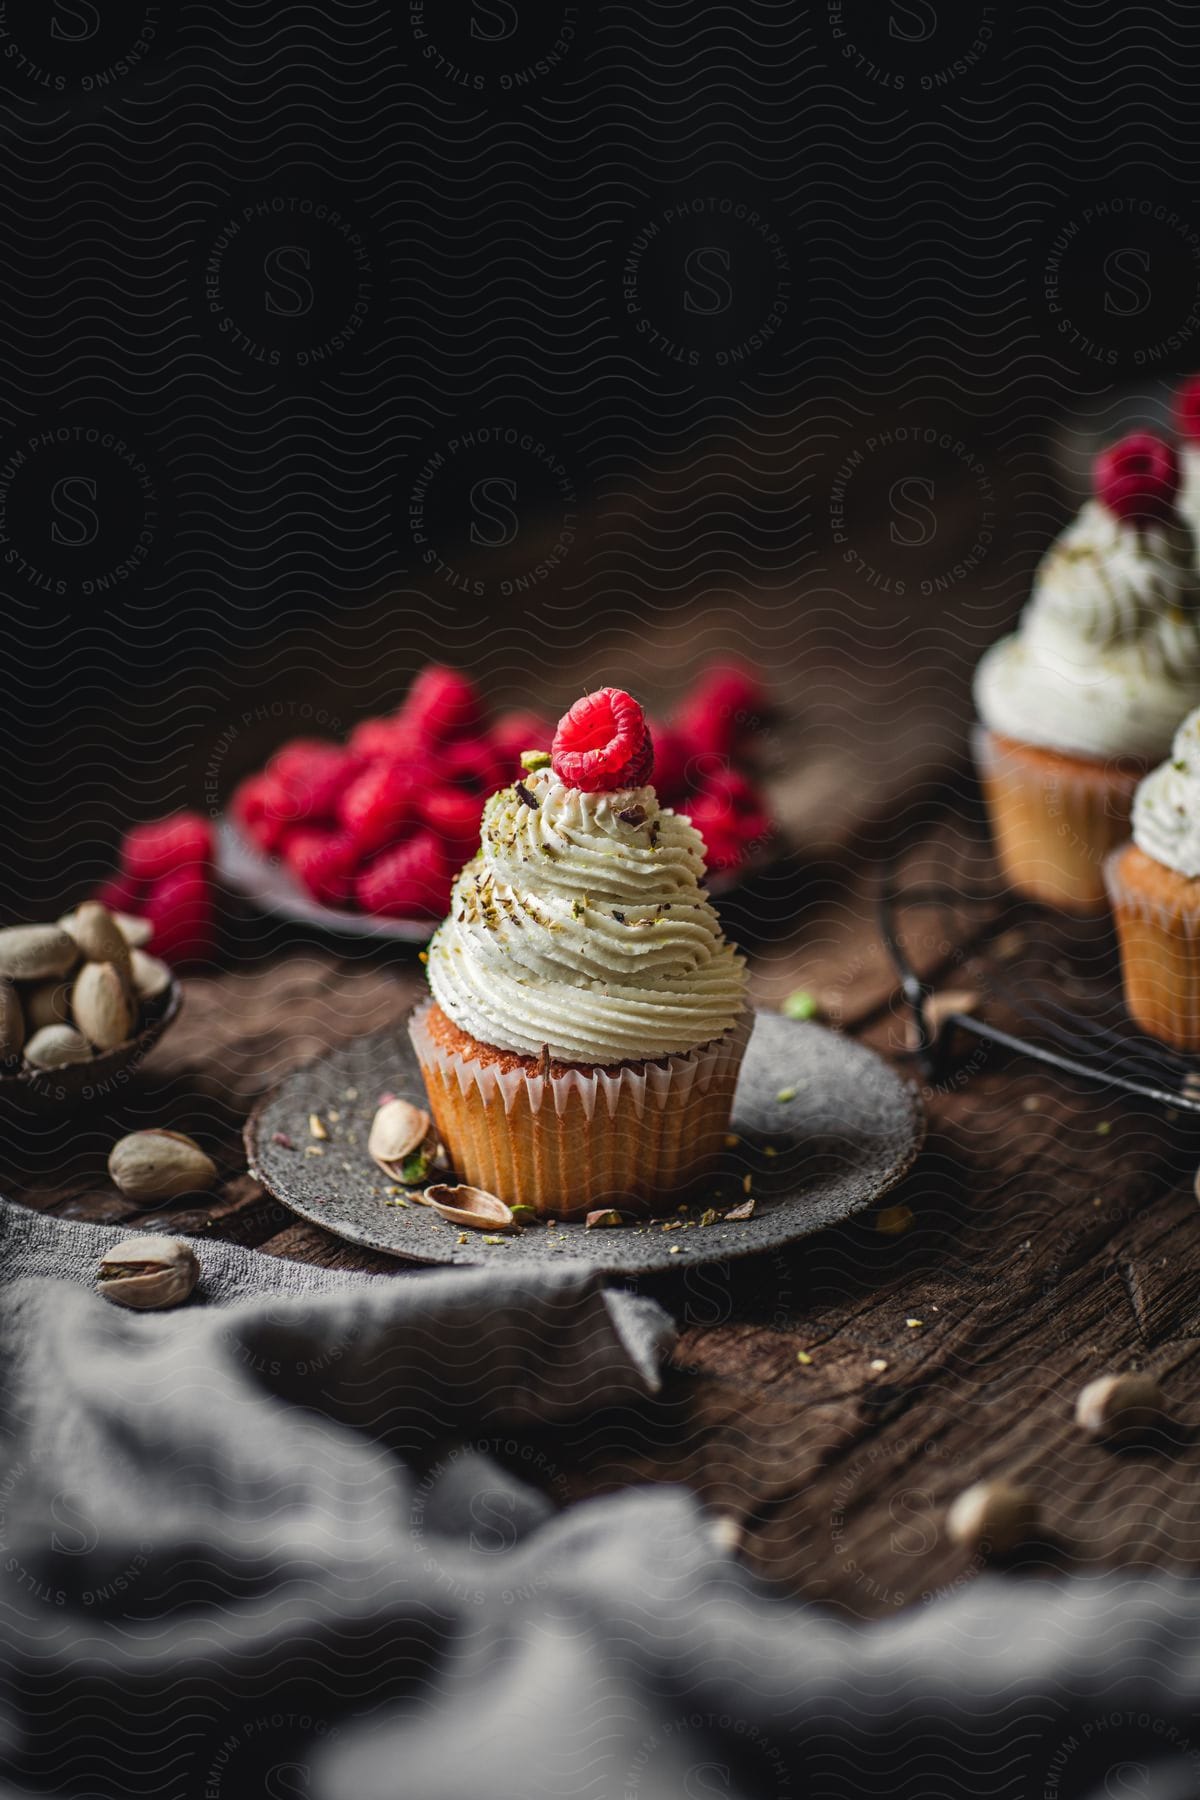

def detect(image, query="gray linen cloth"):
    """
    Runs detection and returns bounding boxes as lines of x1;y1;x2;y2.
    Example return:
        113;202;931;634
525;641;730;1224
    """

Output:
2;1198;1200;1800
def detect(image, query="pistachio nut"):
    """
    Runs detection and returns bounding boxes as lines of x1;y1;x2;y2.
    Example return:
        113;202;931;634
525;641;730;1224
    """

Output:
0;979;24;1061
24;1024;92;1069
70;901;134;989
1075;1371;1166;1441
0;924;78;982
107;1129;217;1202
23;979;73;1034
131;949;172;1000
946;1479;1038;1557
96;1234;199;1310
73;961;135;1051
62;908;152;950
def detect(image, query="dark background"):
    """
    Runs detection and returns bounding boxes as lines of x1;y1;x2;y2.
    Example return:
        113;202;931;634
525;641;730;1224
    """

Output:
3;0;1200;914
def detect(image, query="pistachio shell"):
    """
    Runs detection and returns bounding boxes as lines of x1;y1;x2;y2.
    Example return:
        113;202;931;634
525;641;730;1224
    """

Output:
369;1098;433;1172
72;961;135;1051
0;924;78;982
0;980;24;1060
108;1129;217;1202
131;949;172;1000
96;1234;199;1309
25;1024;92;1069
417;1183;516;1232
23;979;73;1033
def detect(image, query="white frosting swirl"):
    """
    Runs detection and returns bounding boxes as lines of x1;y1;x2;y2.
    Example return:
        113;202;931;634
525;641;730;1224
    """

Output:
426;767;747;1063
974;500;1200;760
1132;706;1200;877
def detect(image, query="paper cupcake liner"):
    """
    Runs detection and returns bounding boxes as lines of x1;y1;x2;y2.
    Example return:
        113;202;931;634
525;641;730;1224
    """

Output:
1105;847;1200;1049
408;1001;753;1219
973;725;1142;913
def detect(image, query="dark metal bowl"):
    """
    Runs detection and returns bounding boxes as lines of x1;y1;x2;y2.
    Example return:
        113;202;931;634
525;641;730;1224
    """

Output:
0;978;183;1111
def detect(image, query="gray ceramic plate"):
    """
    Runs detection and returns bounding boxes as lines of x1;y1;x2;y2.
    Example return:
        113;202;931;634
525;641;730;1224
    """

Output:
244;1010;925;1274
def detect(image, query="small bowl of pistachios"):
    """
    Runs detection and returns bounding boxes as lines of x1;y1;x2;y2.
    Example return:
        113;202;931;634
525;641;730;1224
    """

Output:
0;903;182;1106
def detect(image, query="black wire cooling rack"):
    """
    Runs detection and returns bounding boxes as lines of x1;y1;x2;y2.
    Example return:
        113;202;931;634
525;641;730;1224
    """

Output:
878;868;1200;1116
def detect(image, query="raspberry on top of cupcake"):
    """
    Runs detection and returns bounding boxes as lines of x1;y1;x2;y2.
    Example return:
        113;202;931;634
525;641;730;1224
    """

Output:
1177;376;1200;553
974;431;1200;763
423;687;747;1066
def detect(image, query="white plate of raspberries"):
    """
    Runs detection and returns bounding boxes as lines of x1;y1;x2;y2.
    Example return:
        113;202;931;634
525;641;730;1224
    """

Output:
219;665;777;941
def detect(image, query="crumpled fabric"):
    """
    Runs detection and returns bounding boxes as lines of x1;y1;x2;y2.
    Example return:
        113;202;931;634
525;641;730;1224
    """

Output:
1;1197;1199;1800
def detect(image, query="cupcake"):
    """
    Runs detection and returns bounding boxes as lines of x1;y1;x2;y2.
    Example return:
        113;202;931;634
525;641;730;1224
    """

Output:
1106;706;1200;1048
410;687;751;1218
973;432;1200;911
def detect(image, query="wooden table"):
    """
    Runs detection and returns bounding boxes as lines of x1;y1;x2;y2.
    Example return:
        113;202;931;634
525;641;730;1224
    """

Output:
8;802;1199;1624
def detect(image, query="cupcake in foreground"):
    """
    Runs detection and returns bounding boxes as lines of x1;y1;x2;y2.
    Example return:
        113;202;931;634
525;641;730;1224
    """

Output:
409;687;751;1218
973;432;1200;911
1106;706;1200;1048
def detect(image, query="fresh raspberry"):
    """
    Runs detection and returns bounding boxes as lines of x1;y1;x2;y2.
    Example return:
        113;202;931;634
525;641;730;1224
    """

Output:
231;774;294;855
396;665;483;747
688;818;746;874
357;832;452;919
419;785;484;853
489;709;553;772
122;813;214;884
338;759;421;855
688;767;772;867
673;664;766;757
440;736;505;796
268;743;361;823
1177;376;1200;445
349;716;416;761
144;863;215;965
1095;432;1180;526
646;721;692;804
551;688;654;792
283;830;359;908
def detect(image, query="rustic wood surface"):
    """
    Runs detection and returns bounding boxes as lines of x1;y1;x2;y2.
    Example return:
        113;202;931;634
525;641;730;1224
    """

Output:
6;806;1200;1623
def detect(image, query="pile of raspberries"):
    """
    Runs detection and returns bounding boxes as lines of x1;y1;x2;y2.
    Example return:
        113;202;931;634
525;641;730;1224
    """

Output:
98;665;775;957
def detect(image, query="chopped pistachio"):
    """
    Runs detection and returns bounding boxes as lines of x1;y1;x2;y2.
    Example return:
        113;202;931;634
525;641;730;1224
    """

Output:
796;1350;813;1365
876;1204;913;1236
776;1087;796;1103
782;990;818;1022
308;1114;328;1140
520;749;551;771
906;1318;924;1329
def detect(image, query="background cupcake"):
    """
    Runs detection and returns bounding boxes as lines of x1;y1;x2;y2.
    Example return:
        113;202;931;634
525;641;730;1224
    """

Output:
973;432;1200;911
1107;706;1200;1049
410;688;751;1218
